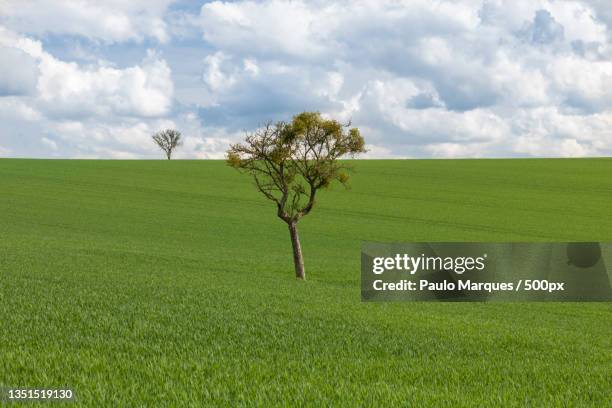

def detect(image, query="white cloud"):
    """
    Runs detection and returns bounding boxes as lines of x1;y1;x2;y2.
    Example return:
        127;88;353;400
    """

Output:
202;51;237;92
0;28;174;118
191;0;612;158
0;46;39;95
0;0;176;43
41;137;58;151
362;144;398;159
548;55;612;112
511;107;612;156
0;97;42;121
426;143;486;158
243;58;259;76
198;0;333;59
35;49;174;118
2;0;612;158
172;112;237;159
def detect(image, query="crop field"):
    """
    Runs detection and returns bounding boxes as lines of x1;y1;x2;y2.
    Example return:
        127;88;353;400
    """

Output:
1;158;611;406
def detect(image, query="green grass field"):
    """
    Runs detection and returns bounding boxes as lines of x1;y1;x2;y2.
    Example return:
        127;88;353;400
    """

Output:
1;158;611;406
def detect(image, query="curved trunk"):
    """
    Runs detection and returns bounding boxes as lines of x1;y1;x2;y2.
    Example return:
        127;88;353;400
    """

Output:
288;222;305;280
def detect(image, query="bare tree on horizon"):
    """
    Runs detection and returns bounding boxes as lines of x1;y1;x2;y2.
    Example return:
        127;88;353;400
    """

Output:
152;129;182;160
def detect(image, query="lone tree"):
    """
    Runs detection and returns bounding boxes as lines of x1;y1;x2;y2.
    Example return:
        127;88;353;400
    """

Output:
227;112;366;280
152;129;182;160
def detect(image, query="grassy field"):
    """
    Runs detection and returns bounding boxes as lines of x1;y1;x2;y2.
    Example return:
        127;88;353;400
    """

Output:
1;158;611;406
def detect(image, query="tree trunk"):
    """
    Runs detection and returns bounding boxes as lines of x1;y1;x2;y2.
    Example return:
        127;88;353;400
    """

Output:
166;151;171;160
288;222;305;280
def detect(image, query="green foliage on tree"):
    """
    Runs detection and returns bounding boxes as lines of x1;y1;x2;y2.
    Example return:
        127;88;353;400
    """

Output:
227;111;366;279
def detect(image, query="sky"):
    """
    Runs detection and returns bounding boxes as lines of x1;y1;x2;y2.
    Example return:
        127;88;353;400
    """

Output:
1;0;611;159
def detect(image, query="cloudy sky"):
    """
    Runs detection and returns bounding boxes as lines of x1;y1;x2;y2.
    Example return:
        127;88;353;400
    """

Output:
1;0;611;159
